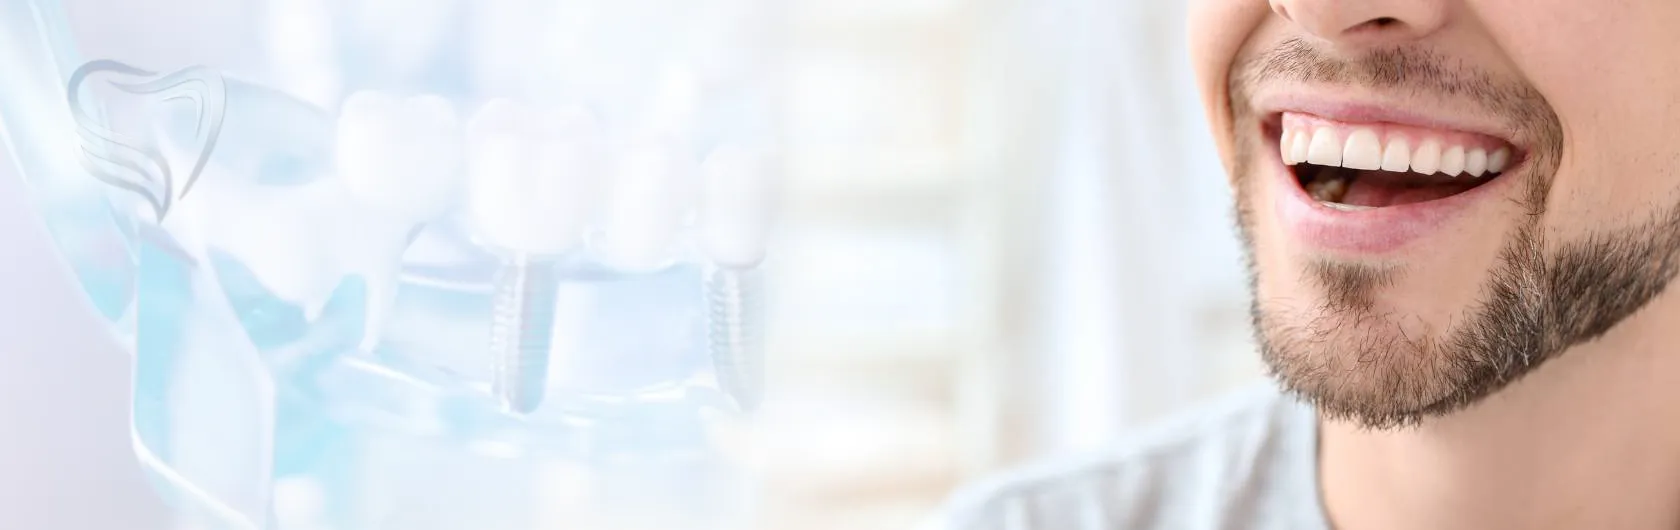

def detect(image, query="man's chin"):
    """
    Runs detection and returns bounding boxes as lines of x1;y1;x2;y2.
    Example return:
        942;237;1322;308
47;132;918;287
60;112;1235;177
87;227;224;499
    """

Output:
1253;299;1461;429
1246;244;1545;430
1263;312;1444;430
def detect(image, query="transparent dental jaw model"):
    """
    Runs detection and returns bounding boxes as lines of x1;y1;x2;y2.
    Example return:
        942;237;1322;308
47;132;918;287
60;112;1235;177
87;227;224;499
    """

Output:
0;1;776;528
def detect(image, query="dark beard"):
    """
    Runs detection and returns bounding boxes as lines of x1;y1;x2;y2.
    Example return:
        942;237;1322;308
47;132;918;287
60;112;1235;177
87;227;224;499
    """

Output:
1229;39;1680;430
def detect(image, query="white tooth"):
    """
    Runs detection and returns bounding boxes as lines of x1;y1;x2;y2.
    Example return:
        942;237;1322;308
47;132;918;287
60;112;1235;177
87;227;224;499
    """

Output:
1380;137;1411;172
466;99;602;255
1341;128;1382;170
1281;131;1296;165
595;135;700;271
702;144;778;267
1439;145;1465;177
1411;140;1442;175
1306;128;1342;166
1488;148;1511;173
337;90;464;222
1464;148;1488;177
1290;131;1311;165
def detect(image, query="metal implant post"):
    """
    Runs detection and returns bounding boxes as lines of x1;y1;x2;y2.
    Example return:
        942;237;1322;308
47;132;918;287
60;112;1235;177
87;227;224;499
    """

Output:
487;254;560;414
698;144;775;413
463;99;600;415
706;264;763;412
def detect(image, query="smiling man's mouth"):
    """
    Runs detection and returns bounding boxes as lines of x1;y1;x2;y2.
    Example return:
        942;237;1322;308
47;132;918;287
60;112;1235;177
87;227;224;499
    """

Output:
1274;112;1518;210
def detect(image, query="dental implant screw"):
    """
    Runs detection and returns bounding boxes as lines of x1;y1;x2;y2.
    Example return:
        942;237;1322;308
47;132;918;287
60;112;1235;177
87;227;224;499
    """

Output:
698;144;775;412
464;99;601;414
488;254;561;414
706;264;764;411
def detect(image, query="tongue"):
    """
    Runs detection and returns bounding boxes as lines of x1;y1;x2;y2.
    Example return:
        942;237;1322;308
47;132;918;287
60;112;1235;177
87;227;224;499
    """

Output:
1341;170;1481;207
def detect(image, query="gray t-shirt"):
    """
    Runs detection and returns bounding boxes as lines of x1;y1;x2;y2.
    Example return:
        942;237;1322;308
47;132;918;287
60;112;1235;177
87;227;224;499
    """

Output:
932;383;1330;530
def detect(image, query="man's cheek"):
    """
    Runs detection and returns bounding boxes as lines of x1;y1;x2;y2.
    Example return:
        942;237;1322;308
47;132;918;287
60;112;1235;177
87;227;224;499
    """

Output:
1193;5;1280;178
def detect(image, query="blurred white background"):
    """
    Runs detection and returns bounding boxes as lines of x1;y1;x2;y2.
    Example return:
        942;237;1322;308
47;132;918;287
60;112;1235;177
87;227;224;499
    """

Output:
0;0;1261;529
752;1;1260;528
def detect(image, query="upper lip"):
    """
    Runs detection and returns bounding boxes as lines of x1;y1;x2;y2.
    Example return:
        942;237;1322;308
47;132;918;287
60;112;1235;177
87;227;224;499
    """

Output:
1250;88;1522;150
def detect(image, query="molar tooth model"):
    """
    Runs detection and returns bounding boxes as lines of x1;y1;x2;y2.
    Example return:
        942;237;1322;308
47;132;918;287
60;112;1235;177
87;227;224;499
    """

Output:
465;99;600;413
336;91;465;224
335;90;466;351
593;134;699;273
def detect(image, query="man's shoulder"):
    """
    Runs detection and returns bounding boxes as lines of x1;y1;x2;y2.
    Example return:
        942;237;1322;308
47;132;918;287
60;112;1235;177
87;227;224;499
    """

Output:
931;382;1325;530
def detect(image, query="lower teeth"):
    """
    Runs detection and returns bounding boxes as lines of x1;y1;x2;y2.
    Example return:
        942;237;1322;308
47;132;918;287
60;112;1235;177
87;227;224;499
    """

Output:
1306;175;1349;203
1319;201;1372;212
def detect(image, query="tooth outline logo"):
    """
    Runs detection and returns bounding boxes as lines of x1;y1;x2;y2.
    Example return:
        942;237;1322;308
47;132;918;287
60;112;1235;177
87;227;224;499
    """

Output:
67;60;227;221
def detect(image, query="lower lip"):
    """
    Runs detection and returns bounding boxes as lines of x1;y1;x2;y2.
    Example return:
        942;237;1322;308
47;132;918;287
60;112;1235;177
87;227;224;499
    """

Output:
1269;137;1518;254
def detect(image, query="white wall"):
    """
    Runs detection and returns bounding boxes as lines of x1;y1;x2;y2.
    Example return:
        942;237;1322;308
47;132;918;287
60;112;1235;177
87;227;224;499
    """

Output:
964;0;1261;463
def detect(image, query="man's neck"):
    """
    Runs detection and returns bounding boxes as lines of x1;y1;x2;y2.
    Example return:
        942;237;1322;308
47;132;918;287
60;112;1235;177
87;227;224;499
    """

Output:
1319;292;1680;530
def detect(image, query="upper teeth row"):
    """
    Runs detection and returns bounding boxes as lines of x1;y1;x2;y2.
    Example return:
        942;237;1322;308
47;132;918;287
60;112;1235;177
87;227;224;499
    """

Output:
1281;126;1511;178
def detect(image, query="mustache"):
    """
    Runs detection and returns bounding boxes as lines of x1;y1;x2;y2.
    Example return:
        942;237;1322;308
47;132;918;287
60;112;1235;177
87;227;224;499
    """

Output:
1230;38;1558;142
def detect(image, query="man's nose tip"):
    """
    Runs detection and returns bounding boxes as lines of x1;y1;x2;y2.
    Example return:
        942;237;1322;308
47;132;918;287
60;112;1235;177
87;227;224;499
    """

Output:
1270;0;1449;48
